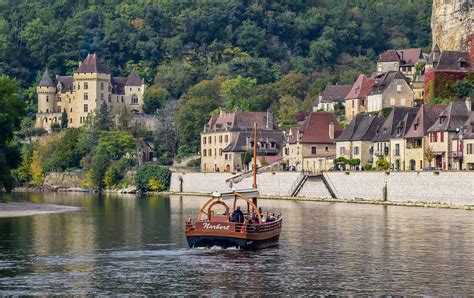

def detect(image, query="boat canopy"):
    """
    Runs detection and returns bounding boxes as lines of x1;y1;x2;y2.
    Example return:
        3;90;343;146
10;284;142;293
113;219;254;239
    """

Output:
212;189;259;199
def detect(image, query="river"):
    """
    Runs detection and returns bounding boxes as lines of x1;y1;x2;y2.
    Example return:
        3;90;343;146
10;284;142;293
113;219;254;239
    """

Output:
0;192;473;295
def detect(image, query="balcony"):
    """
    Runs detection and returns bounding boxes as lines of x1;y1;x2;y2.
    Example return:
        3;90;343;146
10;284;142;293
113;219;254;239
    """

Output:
449;151;463;158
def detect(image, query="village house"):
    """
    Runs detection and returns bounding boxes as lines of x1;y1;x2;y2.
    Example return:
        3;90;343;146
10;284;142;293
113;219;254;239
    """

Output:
283;112;342;172
344;74;376;121
424;39;474;102
426;101;471;170
372;107;418;168
454;111;474;170
377;48;424;81
315;85;352;112
389;109;418;170
36;54;146;132
367;71;415;113
404;104;447;171
336;114;385;167
200;110;284;173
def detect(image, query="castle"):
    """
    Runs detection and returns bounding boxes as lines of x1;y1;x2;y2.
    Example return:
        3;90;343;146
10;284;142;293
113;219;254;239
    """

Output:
36;54;146;131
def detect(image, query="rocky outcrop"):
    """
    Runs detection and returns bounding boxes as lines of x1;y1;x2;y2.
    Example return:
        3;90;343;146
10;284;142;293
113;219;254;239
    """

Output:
43;171;86;189
432;0;473;51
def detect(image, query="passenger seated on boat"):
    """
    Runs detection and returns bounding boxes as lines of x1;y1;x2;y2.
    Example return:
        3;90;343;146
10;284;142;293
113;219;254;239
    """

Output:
232;206;244;223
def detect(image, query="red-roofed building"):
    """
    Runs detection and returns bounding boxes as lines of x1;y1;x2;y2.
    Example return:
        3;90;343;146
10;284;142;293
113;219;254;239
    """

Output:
377;48;424;80
283;112;342;172
345;74;376;120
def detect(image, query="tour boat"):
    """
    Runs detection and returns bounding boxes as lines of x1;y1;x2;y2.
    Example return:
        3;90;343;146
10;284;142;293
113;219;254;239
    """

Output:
185;124;283;249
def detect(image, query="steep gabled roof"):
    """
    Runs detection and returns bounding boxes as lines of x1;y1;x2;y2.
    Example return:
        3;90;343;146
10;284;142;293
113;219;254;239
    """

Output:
320;85;352;103
405;104;448;139
125;70;143;86
337;114;385;142
38;69;54;87
368;71;410;96
378;48;423;66
391;111;418;139
298;112;343;144
435;51;472;72
345;74;376;100
75;54;109;74
287;127;299;144
222;130;285;153
372;107;419;142
427;101;471;132
112;77;127;95
459;112;474;140
206;111;277;131
57;76;74;93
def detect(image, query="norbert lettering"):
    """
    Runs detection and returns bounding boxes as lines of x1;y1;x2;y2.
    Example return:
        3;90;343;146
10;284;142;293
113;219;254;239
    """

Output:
203;223;230;230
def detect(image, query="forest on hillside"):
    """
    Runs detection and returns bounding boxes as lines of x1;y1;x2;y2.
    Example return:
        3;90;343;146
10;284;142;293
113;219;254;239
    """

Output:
0;0;434;189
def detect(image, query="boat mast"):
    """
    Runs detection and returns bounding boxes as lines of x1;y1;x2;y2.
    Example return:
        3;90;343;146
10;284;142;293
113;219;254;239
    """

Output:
252;122;258;207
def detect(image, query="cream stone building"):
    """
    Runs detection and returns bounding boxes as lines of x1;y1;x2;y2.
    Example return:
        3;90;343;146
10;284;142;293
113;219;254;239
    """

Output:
200;110;284;173
457;112;474;170
367;71;414;113
389;111;417;171
283;112;342;172
344;74;375;121
336;114;385;167
36;54;146;132
376;48;424;81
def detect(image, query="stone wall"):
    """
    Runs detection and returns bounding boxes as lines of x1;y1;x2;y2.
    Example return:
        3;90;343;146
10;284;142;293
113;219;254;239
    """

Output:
43;171;86;188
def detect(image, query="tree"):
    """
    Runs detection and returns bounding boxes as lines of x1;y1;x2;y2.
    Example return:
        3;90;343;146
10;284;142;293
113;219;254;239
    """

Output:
61;110;68;128
274;72;309;100
276;95;302;126
143;86;170;114
376;156;390;171
95;103;114;131
221;75;258;111
424;145;435;168
134;164;171;192
0;76;25;192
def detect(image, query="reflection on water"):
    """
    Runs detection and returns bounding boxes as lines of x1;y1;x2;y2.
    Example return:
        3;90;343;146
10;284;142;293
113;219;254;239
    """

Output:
1;193;474;295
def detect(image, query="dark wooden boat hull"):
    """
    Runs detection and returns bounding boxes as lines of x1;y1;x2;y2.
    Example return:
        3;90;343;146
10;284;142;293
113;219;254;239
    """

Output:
187;234;280;249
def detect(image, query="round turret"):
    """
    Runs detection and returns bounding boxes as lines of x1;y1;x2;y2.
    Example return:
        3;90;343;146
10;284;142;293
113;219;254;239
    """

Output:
37;69;56;113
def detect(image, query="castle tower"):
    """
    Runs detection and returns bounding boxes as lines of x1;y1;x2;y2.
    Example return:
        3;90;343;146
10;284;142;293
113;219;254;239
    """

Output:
432;0;474;51
37;69;56;114
72;53;111;127
124;70;145;113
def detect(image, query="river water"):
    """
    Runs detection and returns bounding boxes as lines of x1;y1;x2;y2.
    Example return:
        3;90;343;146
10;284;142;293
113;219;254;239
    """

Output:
0;192;473;295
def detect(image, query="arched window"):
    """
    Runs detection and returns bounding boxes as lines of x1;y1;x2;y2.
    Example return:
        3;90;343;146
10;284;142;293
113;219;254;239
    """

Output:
131;94;138;105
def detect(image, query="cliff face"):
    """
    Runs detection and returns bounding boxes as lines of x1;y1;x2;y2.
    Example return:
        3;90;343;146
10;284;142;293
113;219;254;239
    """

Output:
432;0;473;51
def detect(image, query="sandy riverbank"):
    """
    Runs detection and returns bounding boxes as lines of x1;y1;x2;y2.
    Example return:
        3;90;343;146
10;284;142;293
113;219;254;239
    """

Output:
0;202;82;218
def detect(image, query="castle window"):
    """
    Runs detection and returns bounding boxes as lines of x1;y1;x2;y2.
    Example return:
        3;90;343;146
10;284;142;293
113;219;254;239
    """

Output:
46;109;49;113
57;96;61;102
70;108;72;113
69;98;71;103
121;96;124;103
46;96;49;103
69;118;72;123
84;82;88;90
84;104;88;113
100;93;104;101
131;94;138;105
57;107;61;113
84;93;88;100
100;82;104;90
77;83;80;90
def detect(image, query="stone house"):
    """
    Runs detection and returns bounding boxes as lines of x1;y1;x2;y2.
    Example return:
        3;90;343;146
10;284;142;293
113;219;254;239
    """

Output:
344;74;376;121
336;114;385;167
377;48;424;81
424;39;474;102
283;112;342;172
427;101;471;170
454;112;474;170
372;107;419;168
404;104;447;171
316;85;352;112
389;110;418;171
36;54;146;132
200;110;284;173
367;71;414;113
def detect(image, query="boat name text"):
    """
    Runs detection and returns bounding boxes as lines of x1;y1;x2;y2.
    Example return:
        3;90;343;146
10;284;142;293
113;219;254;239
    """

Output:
203;223;231;230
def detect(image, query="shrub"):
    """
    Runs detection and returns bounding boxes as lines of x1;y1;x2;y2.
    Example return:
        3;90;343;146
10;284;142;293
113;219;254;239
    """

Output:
363;163;373;171
186;158;201;168
376;156;390;170
134;164;171;192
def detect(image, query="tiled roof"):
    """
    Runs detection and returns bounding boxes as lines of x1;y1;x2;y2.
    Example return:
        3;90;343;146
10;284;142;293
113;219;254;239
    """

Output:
435;51;472;72
287;127;299;144
112;77;127;95
320;85;352;103
391;111;418;139
337;114;385;142
75;54;109;74
405;105;447;139
57;76;73;93
206;111;277;131
298;112;342;144
223;130;285;153
460;112;474;139
427;101;471;132
372;107;419;142
378;48;423;66
368;71;409;96
345;74;375;100
38;69;54;87
125;71;143;86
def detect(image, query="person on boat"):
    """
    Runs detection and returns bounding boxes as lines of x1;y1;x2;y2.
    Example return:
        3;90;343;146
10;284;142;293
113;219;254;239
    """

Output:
233;206;244;223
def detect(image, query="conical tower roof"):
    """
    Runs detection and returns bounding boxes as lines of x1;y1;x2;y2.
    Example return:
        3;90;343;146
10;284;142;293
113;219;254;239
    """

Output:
38;69;55;87
75;53;109;74
125;70;142;86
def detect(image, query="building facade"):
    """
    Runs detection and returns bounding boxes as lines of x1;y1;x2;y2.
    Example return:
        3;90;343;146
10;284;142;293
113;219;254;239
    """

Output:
367;71;414;113
344;74;376;121
35;54;146;132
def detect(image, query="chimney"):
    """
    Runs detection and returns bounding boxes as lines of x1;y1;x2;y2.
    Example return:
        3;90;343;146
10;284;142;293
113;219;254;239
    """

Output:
400;51;404;61
466;97;472;111
266;109;274;129
329;122;335;140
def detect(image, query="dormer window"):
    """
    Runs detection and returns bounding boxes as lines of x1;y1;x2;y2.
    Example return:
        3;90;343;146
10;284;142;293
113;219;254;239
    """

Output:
439;116;446;125
414;123;418;131
458;57;468;68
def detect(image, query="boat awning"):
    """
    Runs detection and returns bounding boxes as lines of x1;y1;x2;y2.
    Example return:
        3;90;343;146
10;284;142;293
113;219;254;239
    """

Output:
212;189;259;199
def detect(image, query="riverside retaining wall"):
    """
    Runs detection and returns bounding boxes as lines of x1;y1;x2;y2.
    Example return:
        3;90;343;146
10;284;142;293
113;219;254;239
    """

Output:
171;171;474;206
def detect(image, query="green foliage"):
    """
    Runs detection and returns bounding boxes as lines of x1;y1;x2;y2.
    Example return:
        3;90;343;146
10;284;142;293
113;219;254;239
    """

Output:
61;110;68;128
241;151;253;167
333;157;360;166
134;164;171;192
453;80;474;99
186;158;201;168
143;86;170;114
429;97;451;105
95;103;114;131
221;75;258;111
376;156;390;171
0;76;25;192
363;163;373;171
104;157;133;189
